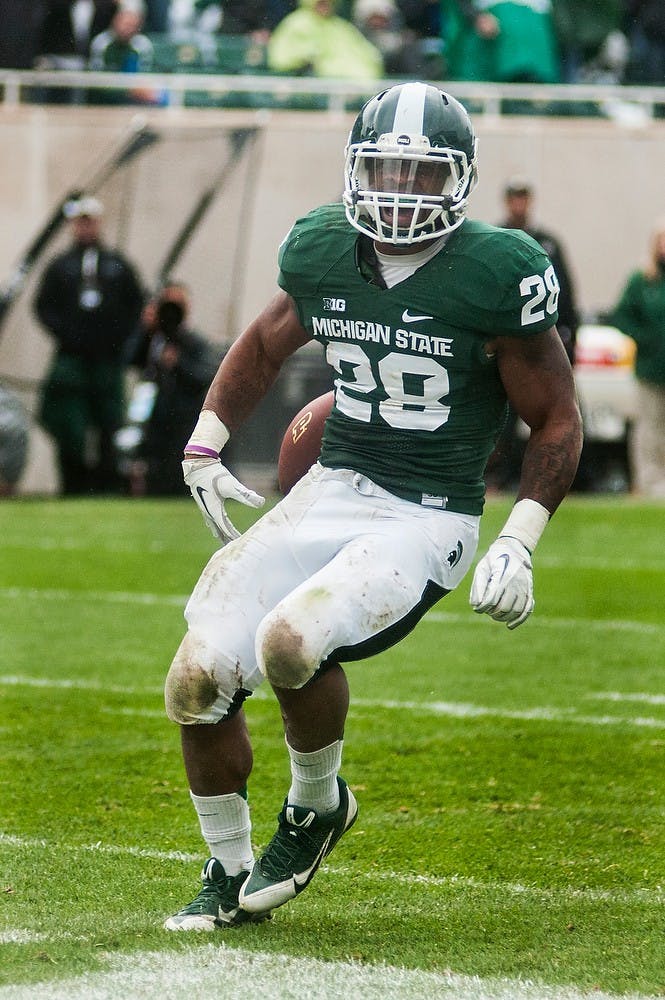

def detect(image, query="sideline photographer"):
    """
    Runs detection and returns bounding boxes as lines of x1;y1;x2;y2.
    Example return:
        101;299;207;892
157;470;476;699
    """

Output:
120;281;221;495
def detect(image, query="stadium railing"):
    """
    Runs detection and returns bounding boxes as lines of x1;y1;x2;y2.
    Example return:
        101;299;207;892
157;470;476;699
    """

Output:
1;66;665;117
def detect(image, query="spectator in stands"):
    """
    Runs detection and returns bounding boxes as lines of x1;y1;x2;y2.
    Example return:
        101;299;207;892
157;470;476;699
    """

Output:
144;0;170;31
500;177;579;363
267;0;384;80
218;1;282;40
624;0;665;85
551;0;627;83
0;383;29;496
33;197;145;495
0;0;45;70
122;282;221;496
442;0;560;83
486;176;580;491
608;218;665;497
398;0;440;37
35;1;118;102
169;0;223;34
89;0;159;103
351;0;416;77
265;1;298;26
394;0;444;77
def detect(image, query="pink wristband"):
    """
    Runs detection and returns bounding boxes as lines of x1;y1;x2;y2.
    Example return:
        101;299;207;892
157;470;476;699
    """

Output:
184;444;219;458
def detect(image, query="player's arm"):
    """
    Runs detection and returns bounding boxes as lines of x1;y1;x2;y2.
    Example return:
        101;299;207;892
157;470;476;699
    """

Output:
497;327;582;512
183;290;310;543
470;327;583;628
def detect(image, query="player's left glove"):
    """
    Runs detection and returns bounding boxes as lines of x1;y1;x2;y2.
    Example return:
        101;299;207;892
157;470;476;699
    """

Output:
182;456;264;545
470;535;534;630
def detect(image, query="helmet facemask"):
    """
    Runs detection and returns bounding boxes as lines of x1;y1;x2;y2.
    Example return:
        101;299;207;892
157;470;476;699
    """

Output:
344;132;477;245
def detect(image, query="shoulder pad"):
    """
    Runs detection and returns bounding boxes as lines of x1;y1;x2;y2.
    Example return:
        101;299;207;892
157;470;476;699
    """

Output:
449;222;558;335
278;204;354;297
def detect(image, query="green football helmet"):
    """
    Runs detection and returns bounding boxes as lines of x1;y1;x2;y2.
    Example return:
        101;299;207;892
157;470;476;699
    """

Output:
343;82;478;245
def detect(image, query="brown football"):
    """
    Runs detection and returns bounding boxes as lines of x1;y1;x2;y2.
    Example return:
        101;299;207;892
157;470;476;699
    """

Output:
278;390;334;494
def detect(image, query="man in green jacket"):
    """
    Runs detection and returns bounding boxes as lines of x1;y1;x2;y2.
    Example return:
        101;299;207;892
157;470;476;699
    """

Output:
610;219;665;497
442;0;560;83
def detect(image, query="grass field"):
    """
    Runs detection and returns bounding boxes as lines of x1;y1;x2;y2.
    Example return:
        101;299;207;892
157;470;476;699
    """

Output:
0;494;663;999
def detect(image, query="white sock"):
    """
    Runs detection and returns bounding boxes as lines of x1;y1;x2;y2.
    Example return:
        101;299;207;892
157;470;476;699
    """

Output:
286;739;343;815
189;791;254;876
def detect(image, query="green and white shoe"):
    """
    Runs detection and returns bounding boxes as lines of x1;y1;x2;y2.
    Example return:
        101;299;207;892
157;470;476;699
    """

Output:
239;776;358;914
164;858;270;931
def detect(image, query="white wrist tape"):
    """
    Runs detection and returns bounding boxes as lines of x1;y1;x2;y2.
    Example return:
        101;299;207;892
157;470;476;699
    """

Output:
185;409;230;458
499;499;550;553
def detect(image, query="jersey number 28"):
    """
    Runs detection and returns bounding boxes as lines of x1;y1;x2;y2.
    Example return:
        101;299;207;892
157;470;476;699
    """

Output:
326;342;450;431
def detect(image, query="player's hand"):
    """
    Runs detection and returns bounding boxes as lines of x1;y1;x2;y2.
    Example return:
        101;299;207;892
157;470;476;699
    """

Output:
182;456;264;544
469;536;534;629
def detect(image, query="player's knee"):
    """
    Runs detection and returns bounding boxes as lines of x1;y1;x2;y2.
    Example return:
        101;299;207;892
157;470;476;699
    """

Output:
165;632;222;724
256;612;318;689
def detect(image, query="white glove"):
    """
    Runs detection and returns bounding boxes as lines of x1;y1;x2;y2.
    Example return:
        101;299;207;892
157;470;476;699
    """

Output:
182;457;265;544
469;535;534;630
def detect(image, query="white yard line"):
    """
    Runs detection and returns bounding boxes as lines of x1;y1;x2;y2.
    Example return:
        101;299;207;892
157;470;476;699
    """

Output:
0;929;48;944
1;539;182;554
0;586;188;607
103;702;665;729
426;610;664;635
0;943;660;1000
1;832;663;905
0;832;198;864
2;673;664;730
588;691;665;705
1;587;664;636
350;698;665;729
0;675;164;696
537;554;665;573
3;537;664;572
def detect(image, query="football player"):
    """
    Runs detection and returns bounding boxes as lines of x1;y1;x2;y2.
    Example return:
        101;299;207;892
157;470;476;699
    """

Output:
164;82;582;931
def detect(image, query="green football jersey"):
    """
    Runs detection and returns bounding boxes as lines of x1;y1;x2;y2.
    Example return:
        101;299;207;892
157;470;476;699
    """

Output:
278;204;559;515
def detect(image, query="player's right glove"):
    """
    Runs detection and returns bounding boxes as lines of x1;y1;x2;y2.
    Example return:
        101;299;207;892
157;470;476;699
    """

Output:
470;535;534;630
182;456;264;545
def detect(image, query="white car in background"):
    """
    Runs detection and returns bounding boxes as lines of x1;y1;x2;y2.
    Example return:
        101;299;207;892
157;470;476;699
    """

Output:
517;324;637;492
574;324;637;443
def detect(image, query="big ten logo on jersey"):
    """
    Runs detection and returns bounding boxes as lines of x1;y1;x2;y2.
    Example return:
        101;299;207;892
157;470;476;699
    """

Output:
323;297;346;312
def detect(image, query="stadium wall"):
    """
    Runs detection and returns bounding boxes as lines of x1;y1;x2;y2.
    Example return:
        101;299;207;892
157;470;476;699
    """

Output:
1;104;664;494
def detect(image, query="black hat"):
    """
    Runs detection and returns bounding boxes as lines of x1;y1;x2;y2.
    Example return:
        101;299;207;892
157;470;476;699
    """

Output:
504;175;533;196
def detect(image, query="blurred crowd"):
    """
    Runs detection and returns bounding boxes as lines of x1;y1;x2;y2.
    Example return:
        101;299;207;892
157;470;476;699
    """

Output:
0;1;663;88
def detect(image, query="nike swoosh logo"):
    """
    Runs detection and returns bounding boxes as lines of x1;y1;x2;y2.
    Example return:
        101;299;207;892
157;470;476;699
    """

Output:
494;554;511;581
203;858;217;881
402;309;434;323
293;830;334;886
195;485;214;518
285;806;316;828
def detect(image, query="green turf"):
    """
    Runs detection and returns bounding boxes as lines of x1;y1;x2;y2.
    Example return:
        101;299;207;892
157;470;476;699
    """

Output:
0;495;663;995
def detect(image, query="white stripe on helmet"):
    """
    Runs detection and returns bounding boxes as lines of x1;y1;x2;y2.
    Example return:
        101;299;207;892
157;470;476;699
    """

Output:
391;82;429;136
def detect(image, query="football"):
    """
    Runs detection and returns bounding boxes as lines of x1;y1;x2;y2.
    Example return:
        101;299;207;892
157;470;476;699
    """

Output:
278;390;334;494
